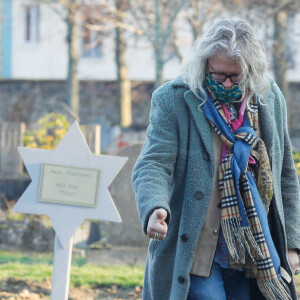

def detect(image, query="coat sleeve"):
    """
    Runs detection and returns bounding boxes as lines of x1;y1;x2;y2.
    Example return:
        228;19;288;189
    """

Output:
132;85;179;235
272;81;300;250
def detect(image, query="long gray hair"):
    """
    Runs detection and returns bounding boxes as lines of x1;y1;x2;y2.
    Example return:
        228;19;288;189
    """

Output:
181;18;270;103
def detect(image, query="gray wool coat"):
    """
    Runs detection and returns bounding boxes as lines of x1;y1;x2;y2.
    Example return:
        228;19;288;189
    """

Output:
132;75;300;300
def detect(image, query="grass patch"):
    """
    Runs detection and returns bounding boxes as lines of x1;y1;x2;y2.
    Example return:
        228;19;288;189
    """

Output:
70;265;144;288
0;263;144;288
0;263;53;282
0;251;144;288
0;251;53;265
0;250;86;266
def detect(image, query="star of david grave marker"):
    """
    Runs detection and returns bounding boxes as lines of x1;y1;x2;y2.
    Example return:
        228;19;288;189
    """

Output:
13;121;128;300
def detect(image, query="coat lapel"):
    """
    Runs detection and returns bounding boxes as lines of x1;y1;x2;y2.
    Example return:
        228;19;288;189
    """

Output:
183;90;214;161
257;90;275;159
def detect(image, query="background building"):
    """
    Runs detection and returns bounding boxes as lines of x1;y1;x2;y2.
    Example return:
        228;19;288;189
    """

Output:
1;0;189;81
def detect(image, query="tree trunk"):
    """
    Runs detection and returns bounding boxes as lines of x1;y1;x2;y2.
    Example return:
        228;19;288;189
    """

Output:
190;0;202;40
66;5;80;120
273;6;288;96
154;0;165;88
273;2;290;131
115;0;132;128
155;47;164;88
87;221;102;245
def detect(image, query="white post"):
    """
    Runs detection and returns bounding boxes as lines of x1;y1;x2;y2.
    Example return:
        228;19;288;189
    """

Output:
51;235;74;300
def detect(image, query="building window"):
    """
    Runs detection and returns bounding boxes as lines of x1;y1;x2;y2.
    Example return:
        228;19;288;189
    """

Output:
82;18;103;58
82;28;103;58
25;5;40;42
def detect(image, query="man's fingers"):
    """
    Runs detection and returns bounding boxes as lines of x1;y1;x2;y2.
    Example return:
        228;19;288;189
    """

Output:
156;209;167;221
148;231;166;240
147;222;168;240
287;250;300;274
147;229;167;240
148;222;168;235
147;208;168;240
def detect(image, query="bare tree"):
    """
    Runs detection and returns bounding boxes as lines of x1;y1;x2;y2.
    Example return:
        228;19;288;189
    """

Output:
271;0;298;95
184;0;223;40
45;0;140;127
269;0;298;132
186;0;298;98
239;0;299;96
40;0;83;119
224;0;299;133
115;0;132;128
128;0;187;88
66;1;80;119
39;0;113;120
83;0;142;128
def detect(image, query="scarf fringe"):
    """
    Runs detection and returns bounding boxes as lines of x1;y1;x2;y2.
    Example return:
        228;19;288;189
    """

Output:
205;91;291;299
257;277;292;300
244;227;264;259
221;218;263;264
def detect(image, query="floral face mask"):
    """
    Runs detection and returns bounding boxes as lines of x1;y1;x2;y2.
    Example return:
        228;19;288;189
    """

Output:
205;73;242;104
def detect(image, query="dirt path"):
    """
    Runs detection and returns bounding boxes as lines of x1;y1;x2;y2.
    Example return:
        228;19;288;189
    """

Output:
1;277;299;299
0;278;142;300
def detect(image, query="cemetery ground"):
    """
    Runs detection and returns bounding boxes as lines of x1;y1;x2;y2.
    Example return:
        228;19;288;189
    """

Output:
0;252;299;300
0;250;144;299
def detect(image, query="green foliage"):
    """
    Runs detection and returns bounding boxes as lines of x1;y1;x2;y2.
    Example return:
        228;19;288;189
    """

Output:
5;212;25;222
293;151;300;176
23;113;70;150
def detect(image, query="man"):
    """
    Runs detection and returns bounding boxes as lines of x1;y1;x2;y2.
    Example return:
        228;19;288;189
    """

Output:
132;18;300;300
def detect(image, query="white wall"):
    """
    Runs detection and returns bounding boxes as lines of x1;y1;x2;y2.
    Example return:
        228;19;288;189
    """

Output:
287;13;300;82
12;1;68;79
10;1;300;82
11;1;187;81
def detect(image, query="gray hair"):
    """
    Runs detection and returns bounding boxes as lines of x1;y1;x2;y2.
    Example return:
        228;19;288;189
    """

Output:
181;18;270;104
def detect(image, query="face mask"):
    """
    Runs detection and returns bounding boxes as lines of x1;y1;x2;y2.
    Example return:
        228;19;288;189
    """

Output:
205;73;242;104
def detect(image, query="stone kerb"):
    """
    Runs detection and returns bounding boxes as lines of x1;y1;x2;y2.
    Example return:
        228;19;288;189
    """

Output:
87;143;149;266
0;122;26;178
101;143;148;248
81;124;101;155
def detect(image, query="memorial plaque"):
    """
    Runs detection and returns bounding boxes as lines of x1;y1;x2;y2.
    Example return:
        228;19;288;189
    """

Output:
39;164;100;208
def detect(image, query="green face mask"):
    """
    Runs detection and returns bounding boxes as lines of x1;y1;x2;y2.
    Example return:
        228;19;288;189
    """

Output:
205;73;242;103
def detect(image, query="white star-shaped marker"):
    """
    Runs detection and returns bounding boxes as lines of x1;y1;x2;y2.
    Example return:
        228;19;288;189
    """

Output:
13;122;128;248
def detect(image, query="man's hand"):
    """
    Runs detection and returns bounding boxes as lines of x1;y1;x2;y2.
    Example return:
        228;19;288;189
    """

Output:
147;208;168;241
288;249;300;275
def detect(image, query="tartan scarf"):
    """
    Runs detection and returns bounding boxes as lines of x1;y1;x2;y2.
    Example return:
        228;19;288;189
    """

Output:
202;87;291;300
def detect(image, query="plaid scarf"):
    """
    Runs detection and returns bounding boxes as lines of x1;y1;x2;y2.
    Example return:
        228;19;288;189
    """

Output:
202;87;291;300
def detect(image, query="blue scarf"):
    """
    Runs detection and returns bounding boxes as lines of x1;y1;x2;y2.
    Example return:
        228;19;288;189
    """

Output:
201;89;291;300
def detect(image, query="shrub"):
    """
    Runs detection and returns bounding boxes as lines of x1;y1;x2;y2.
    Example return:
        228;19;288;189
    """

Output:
23;113;70;150
293;151;300;176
